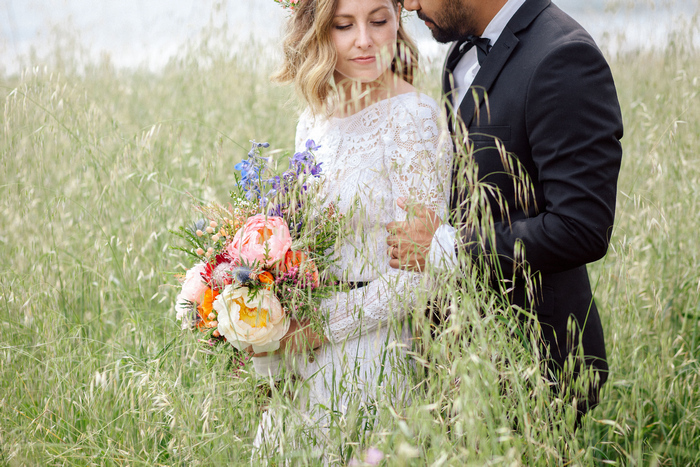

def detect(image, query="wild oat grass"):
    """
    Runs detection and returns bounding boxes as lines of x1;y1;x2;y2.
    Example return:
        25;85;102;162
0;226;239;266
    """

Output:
1;24;699;467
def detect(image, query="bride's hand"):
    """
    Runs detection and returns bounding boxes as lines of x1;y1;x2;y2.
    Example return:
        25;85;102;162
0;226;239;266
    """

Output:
247;320;325;357
247;346;269;358
280;319;326;354
386;197;442;271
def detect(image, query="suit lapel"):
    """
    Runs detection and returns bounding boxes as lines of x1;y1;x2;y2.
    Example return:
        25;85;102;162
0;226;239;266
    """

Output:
457;32;518;128
442;42;461;132
442;42;460;96
450;0;552;128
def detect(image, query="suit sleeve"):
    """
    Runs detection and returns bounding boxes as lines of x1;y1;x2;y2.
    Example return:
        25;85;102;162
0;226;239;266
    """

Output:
465;40;623;276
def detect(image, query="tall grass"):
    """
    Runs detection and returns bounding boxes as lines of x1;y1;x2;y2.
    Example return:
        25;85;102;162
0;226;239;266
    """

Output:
584;43;700;464
1;18;700;467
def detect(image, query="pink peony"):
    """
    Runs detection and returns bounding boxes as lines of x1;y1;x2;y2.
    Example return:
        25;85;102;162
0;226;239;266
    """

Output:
226;215;292;268
179;262;208;304
175;262;208;327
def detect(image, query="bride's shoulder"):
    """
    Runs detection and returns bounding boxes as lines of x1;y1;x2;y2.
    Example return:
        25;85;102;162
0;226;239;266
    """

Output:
296;107;322;135
297;107;314;125
298;106;334;128
390;93;442;125
390;82;440;112
295;107;319;149
397;92;440;111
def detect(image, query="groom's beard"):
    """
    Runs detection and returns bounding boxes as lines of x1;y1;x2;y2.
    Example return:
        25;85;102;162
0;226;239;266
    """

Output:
418;4;480;43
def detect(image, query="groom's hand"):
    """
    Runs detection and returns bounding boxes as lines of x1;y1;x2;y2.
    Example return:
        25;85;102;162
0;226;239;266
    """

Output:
386;197;442;271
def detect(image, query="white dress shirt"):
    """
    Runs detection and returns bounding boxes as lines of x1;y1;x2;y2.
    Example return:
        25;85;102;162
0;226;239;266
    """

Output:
452;0;527;108
429;0;527;270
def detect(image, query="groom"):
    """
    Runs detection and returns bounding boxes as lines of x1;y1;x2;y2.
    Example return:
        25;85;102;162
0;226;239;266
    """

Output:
388;0;623;416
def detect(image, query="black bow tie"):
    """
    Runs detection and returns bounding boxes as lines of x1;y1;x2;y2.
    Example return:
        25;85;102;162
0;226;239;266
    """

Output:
446;35;492;71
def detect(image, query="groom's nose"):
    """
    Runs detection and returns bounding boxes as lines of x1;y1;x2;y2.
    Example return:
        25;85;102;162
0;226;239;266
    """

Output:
402;0;420;11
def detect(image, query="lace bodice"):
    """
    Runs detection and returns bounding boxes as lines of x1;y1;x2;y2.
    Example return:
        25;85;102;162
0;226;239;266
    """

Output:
296;93;453;342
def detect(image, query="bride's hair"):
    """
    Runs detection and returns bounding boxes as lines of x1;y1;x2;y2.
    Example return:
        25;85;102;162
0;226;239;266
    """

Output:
272;0;419;115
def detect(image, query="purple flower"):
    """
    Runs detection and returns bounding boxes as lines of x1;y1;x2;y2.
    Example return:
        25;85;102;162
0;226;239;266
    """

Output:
235;139;324;217
365;448;384;465
268;204;284;218
305;139;321;151
349;447;385;466
309;162;323;176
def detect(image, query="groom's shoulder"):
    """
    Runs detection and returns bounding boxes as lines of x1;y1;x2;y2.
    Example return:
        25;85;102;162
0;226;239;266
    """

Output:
524;2;599;50
508;3;608;77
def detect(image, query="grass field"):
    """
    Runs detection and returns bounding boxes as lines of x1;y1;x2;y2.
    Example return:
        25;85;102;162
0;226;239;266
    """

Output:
2;18;700;466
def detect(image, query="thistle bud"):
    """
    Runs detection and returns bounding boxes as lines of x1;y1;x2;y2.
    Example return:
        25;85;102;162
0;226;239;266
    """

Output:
231;266;254;285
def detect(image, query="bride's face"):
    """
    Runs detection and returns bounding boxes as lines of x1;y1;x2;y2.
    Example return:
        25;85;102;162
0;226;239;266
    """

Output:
330;0;400;85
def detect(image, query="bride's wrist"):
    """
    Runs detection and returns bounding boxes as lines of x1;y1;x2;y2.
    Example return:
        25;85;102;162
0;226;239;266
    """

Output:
251;352;283;378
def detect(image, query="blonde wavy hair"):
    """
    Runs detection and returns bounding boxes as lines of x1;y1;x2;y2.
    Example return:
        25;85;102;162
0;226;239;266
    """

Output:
272;0;419;115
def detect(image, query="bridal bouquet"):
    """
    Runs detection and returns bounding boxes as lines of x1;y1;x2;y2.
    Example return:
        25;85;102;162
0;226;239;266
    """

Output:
173;140;344;355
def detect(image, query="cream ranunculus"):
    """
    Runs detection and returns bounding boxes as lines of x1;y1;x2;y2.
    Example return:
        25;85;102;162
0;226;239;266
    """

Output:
213;285;289;353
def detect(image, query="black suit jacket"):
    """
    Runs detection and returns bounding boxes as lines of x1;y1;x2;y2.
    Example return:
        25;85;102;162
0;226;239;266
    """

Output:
444;0;623;392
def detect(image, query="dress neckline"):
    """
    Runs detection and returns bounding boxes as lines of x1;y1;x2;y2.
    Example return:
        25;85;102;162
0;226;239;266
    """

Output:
329;91;431;122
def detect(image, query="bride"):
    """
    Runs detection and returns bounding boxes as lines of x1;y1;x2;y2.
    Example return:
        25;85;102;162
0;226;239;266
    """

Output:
253;0;452;455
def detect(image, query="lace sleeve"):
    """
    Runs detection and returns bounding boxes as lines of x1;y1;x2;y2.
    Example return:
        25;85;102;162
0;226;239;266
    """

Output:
322;270;422;342
322;95;453;343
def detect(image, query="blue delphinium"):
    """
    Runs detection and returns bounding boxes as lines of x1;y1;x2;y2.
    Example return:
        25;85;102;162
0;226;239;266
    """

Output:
234;141;271;204
234;139;323;221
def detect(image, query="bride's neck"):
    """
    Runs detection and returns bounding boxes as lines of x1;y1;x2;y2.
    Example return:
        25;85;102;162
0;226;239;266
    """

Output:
333;71;405;118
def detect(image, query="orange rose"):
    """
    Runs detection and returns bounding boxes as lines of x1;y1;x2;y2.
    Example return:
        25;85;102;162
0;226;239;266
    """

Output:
258;270;275;285
197;288;220;329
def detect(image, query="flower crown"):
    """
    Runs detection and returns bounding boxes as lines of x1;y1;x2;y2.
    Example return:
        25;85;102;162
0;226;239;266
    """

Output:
274;0;301;11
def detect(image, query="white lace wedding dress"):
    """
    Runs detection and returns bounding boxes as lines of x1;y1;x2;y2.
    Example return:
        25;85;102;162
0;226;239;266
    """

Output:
254;92;452;449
